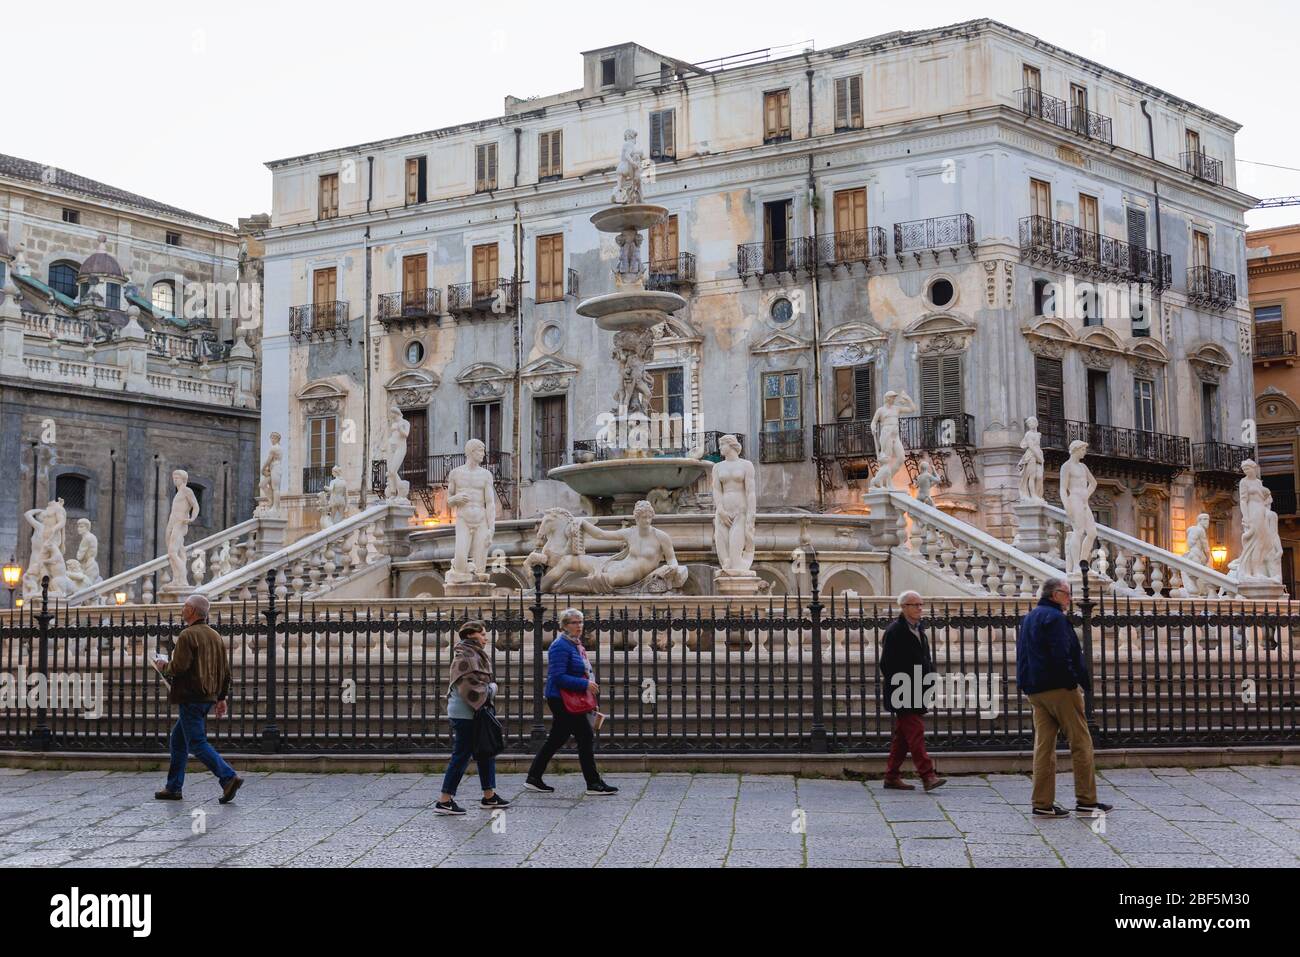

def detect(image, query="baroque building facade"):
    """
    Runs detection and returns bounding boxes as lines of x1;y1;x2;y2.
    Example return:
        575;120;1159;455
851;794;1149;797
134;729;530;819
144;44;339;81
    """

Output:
0;154;264;581
260;18;1254;561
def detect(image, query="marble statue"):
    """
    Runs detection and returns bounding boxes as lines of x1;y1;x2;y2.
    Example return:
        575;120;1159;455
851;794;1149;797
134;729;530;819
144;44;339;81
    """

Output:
446;439;497;584
1264;491;1284;582
384;403;411;501
1238;460;1283;583
256;432;283;515
612;129;644;205
1059;441;1098;576
712;434;756;576
213;540;233;580
527;501;687;595
74;518;101;585
1018;416;1045;503
868;390;916;490
914;459;939;507
526;507;590;594
612;329;654;417
22;499;72;599
163;469;200;591
1185;513;1212;568
318;465;350;527
65;559;91;592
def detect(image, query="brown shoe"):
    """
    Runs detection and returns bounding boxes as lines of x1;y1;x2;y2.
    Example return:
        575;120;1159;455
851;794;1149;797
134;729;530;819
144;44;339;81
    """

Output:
922;774;948;792
154;789;182;801
218;776;244;805
883;776;915;791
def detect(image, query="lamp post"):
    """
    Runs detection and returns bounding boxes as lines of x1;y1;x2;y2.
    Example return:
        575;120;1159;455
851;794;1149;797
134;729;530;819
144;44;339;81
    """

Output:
1211;545;1228;570
2;557;21;609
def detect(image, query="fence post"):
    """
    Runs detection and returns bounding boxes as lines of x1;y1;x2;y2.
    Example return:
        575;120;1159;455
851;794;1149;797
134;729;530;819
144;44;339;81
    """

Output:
529;563;546;746
1078;560;1099;737
261;568;282;752
808;553;828;753
29;576;52;751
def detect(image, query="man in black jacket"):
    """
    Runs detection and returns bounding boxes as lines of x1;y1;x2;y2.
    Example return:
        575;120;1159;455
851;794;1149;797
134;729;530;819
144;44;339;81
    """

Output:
878;591;946;792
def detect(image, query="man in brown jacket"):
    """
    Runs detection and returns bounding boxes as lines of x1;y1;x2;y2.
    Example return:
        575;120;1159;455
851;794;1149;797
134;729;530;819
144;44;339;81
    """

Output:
154;595;243;803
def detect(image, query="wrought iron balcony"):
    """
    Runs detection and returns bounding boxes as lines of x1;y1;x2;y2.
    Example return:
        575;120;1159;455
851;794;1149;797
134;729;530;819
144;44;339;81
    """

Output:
737;238;816;280
1182;150;1224;185
813;421;876;458
290;301;349;342
1186;266;1237;310
1270;488;1297;517
1254;331;1298;363
1038;416;1189;480
302;466;334;495
758;427;804;464
1015;89;1114;146
900;413;976;451
370;450;515;512
816;228;888;270
893;214;977;263
1019;216;1172;289
647;253;696;291
446;278;521;316
378;288;440;327
1192;442;1254;489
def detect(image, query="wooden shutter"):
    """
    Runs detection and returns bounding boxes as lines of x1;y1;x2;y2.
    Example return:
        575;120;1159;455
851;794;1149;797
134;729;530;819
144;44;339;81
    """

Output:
1079;195;1098;235
1030;179;1052;220
834;188;866;234
406;158;421;204
835;76;862;129
764;90;790;139
405;410;428;485
650;215;678;266
472;243;499;296
476;144;497;191
1126;208;1147;249
536;234;563;301
319;174;338;218
534;395;566;476
1193;230;1210;269
313;267;336;304
650;110;675;158
309;416;337;469
920;355;962;417
1035;356;1064;421
1186;129;1200;156
538;131;561;178
1023;64;1041;92
402;255;427;296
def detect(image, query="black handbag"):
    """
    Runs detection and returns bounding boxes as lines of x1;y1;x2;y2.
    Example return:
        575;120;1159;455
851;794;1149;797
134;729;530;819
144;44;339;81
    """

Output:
472;702;505;760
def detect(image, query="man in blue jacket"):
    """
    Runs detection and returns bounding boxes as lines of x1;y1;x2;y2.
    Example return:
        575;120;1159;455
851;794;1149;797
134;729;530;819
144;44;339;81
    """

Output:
1017;578;1112;818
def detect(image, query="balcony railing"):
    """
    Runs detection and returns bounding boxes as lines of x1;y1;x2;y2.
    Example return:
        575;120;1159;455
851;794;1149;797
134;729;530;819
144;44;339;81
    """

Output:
571;430;743;464
1187;266;1237;310
1182;150;1224;185
446;278;521;316
1254;331;1298;361
1038;417;1190;476
758;428;804;464
290;301;349;341
1270;489;1297;517
813;421;876;460
893;214;977;261
647;253;696;291
302;466;334;495
371;450;515;511
814;414;975;462
147;331;208;362
1015;89;1114;146
1192;442;1254;485
1019;216;1172;289
737;238;816;279
816;228;888;269
378;289;440;326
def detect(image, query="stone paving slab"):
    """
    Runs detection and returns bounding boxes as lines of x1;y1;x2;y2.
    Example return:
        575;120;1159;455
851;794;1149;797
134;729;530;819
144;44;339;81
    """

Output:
0;766;1294;868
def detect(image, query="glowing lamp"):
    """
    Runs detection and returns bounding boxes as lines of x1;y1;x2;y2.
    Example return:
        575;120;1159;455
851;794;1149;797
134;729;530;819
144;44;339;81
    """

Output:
114;592;128;606
14;598;23;609
1211;545;1228;566
2;558;21;590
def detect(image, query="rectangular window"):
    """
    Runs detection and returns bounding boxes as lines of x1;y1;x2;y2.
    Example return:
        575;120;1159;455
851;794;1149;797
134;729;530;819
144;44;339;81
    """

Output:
1078;194;1099;261
165;231;182;247
538;130;563;180
1134;378;1156;432
762;370;802;431
406;156;427;204
834;365;873;421
649;367;685;418
763;89;791;143
1186;129;1201;156
402;254;427;296
1202;382;1219;443
1035;356;1065;423
533;395;567;479
600;56;616;87
834;75;863;131
1086;369;1110;426
308;416;337;469
1193;229;1210;269
105;283;121;311
1138;509;1162;549
535;233;564;303
318;173;339;220
470;400;503;456
1023;64;1042;116
62;208;80;225
1030;178;1052;220
475;143;498;193
834;187;867;235
920;355;963;417
763;198;793;271
313;267;337;304
1070;83;1088;133
649;214;679;269
1254;304;1284;336
472;243;499;299
649;109;676;160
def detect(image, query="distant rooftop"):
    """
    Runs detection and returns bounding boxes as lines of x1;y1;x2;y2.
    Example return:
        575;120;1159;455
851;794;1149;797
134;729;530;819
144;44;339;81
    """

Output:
0;153;233;231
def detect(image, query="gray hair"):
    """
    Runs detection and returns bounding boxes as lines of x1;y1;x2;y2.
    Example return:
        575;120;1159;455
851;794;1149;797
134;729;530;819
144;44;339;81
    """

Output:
559;607;584;625
1039;577;1068;601
896;590;922;609
184;594;211;620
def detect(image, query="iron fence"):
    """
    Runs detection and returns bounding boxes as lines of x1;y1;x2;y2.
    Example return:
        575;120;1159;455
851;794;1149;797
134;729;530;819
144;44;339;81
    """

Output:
2;568;1295;755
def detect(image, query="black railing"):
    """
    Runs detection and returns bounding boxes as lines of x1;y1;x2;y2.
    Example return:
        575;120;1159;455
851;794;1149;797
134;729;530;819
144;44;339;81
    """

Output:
647;252;696;290
1182;150;1224;185
1039;417;1190;473
3;578;1296;754
302;466;334;495
759;427;804;463
572;431;743;463
1255;332;1298;360
894;214;976;258
1015;89;1113;145
378;288;440;325
1270;489;1297;516
446;278;522;315
1192;442;1254;477
816;227;888;268
814;414;974;461
814;421;876;459
737;238;816;279
1187;266;1237;310
1019;216;1172;289
290;301;349;341
371;450;513;495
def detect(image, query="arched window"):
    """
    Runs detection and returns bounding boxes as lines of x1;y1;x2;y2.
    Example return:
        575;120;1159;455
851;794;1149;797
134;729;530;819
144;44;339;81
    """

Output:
152;280;176;316
48;262;78;299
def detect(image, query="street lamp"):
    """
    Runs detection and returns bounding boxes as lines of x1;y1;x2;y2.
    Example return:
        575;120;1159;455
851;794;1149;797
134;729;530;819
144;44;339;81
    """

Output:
114;591;128;606
1211;545;1228;568
2;557;21;609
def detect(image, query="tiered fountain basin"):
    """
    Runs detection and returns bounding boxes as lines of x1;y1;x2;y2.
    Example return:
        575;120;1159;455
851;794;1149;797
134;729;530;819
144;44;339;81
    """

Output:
546;456;712;512
575;289;687;331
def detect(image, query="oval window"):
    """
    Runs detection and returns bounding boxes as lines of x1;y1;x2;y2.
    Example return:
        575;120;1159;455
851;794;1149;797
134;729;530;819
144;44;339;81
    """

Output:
770;297;794;325
928;278;954;308
405;340;425;365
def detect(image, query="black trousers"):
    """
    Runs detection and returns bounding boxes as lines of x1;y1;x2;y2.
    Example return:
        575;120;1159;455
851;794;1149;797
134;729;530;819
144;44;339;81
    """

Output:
527;698;600;786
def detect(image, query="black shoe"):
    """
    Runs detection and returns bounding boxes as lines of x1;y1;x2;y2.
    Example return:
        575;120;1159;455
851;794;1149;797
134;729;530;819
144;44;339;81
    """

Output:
585;781;619;796
1076;801;1114;816
218;776;244;805
434;799;467;816
1032;804;1070;818
154;789;182;801
480;793;512;809
524;778;555;793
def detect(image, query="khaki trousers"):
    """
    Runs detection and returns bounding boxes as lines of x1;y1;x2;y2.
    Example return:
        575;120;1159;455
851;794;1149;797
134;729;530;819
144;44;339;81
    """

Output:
1027;688;1097;809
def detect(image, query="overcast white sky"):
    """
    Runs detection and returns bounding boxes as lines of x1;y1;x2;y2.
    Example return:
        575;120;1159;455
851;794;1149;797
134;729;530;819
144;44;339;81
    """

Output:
6;0;1298;230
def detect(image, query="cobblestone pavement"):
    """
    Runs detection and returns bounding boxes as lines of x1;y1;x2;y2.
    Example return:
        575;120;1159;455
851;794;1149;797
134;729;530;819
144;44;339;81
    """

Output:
0;766;1297;868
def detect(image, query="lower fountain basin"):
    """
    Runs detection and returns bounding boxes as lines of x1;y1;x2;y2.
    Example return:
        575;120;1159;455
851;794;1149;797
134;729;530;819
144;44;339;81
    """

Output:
590;204;669;234
547;456;712;503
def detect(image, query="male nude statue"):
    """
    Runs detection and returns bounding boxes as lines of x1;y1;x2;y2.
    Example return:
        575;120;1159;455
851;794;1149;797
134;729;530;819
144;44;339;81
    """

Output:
446;439;497;583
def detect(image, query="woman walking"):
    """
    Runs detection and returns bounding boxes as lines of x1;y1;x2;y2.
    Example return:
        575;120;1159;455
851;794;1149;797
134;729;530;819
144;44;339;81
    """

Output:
436;620;511;815
526;608;618;795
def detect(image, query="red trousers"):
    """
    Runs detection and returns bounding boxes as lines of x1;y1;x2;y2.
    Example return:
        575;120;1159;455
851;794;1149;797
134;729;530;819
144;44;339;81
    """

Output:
885;713;935;778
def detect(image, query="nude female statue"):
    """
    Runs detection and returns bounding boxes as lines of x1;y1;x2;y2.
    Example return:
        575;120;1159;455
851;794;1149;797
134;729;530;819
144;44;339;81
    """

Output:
712;434;755;576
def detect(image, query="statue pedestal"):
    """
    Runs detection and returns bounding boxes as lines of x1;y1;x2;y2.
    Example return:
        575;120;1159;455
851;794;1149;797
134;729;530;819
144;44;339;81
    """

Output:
1012;501;1052;560
715;572;766;597
158;582;197;602
1237;578;1288;601
444;576;493;599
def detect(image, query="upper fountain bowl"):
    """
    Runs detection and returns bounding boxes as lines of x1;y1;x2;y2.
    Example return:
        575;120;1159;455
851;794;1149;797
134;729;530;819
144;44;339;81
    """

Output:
577;289;687;331
591;204;669;235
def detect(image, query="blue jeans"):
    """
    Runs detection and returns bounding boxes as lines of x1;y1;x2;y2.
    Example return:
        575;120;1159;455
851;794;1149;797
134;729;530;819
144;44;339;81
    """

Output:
165;702;237;793
440;717;495;797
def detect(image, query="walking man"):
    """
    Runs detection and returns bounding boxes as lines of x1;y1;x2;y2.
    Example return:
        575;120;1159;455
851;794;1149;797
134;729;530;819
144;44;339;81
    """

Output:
154;594;243;804
1016;578;1112;818
878;591;946;792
